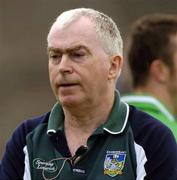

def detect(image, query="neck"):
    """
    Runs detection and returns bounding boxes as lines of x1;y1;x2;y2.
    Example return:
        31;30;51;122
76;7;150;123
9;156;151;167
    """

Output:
63;91;115;156
134;83;174;114
63;92;115;132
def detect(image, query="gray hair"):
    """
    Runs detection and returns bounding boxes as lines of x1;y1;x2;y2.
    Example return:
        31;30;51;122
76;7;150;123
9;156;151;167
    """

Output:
47;8;123;56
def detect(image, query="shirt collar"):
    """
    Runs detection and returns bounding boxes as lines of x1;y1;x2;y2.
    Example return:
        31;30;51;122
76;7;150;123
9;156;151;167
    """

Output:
102;91;129;134
47;91;129;136
122;94;175;122
47;102;64;135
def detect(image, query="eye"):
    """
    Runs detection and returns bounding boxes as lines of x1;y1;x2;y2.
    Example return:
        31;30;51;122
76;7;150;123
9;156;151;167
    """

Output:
70;51;85;58
74;53;84;57
48;52;62;63
49;53;61;59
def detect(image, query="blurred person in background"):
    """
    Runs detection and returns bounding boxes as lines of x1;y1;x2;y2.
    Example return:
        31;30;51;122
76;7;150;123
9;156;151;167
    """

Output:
122;13;177;141
0;9;177;180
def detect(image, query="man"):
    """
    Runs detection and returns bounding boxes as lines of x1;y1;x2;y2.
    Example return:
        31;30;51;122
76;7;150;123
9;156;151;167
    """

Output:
0;8;177;180
122;14;177;141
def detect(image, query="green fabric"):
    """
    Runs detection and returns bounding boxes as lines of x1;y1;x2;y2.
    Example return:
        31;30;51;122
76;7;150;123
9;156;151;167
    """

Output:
47;91;128;135
122;94;177;141
26;92;137;179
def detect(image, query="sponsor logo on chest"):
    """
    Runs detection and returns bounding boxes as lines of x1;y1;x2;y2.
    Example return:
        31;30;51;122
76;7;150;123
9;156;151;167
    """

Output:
33;158;58;172
104;151;126;177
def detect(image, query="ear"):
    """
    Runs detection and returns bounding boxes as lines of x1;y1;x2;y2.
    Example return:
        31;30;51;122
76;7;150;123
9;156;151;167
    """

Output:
108;55;123;80
150;59;170;83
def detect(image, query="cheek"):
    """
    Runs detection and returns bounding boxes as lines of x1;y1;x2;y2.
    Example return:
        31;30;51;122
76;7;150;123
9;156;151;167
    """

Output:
91;65;109;87
48;65;58;85
98;62;110;80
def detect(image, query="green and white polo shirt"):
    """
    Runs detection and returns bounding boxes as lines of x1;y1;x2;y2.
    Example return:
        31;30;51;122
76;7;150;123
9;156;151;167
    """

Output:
1;92;177;179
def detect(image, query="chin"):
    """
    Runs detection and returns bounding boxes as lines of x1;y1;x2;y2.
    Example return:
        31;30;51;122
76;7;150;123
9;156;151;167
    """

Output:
59;96;82;107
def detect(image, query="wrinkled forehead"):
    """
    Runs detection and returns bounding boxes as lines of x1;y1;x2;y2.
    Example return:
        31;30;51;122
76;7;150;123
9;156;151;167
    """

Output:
47;16;103;53
47;15;100;48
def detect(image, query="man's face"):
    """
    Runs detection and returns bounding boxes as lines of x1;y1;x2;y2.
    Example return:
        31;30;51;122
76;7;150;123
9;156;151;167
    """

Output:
47;17;112;107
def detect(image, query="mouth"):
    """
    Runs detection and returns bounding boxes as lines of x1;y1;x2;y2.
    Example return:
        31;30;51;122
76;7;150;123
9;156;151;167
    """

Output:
58;83;79;88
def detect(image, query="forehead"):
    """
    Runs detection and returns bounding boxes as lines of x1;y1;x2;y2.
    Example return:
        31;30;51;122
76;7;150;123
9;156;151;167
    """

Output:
47;16;102;50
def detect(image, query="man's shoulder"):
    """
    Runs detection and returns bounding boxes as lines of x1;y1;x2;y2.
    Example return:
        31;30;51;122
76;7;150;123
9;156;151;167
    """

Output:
128;105;173;139
0;112;51;179
128;106;177;179
128;105;176;154
4;112;50;153
14;112;50;138
122;94;177;140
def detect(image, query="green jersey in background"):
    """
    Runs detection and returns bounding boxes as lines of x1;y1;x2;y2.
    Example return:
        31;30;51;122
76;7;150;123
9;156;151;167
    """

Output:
121;94;177;141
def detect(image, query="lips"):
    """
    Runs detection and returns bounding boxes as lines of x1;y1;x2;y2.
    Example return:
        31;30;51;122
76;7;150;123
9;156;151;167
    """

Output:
59;83;78;87
58;82;80;90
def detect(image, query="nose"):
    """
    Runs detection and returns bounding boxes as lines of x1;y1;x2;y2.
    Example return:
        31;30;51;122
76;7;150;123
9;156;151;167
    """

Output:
58;54;73;74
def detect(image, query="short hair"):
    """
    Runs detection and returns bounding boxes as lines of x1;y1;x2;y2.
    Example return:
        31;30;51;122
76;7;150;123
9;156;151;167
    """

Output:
47;8;123;57
128;13;177;87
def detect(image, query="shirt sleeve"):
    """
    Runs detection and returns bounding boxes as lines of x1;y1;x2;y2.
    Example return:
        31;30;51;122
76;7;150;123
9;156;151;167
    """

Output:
144;123;177;180
129;107;177;180
0;114;48;180
0;123;27;180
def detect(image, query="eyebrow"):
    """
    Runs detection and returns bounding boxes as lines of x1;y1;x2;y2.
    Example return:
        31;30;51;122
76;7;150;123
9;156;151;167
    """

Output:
47;45;90;54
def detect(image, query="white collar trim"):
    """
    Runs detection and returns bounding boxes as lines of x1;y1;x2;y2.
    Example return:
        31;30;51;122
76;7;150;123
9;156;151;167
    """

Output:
103;102;130;134
122;95;175;121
